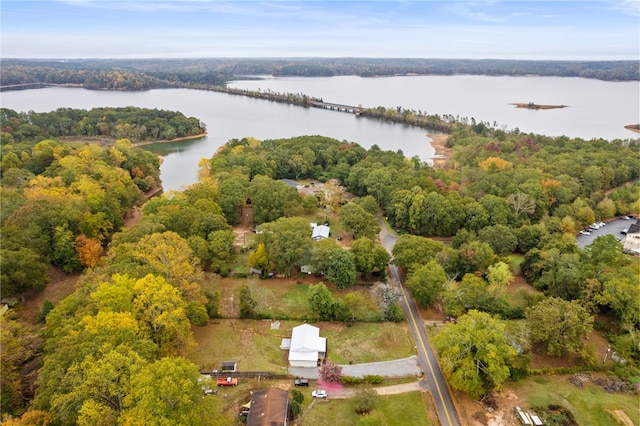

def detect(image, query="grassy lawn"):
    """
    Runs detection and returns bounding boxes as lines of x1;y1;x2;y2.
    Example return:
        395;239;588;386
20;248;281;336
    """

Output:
510;374;639;426
322;322;415;364
302;391;434;426
187;320;415;372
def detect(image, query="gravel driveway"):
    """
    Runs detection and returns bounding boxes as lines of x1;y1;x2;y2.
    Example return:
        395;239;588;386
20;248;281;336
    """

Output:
289;355;421;379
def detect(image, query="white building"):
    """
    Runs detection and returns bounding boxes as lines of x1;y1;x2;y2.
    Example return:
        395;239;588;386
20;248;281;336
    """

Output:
281;324;326;367
311;224;330;241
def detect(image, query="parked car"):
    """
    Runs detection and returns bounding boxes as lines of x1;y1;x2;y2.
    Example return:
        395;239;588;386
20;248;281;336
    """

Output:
444;316;458;324
579;230;591;236
312;390;328;398
597;221;605;227
294;379;309;387
621;229;629;235
622;215;631;220
589;223;600;230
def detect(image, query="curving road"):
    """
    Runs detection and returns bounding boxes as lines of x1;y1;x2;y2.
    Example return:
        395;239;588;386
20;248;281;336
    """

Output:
378;215;462;426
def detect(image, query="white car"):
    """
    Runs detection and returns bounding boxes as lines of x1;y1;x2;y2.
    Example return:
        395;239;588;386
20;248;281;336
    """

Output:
589;223;600;230
579;230;591;236
597;221;605;227
312;390;328;398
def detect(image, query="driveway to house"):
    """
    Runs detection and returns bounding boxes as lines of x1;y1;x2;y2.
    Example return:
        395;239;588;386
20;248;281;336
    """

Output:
377;213;462;426
289;355;421;380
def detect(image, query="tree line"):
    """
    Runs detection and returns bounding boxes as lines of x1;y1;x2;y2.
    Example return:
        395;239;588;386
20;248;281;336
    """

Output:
1;58;638;92
1;107;206;144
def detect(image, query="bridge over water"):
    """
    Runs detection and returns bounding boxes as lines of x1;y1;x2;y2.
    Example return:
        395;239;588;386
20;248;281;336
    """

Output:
309;100;361;115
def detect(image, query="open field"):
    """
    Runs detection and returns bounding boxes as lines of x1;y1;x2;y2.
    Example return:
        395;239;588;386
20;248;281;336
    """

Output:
301;391;436;426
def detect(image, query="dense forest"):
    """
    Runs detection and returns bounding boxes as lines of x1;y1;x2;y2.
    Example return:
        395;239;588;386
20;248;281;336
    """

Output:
0;107;206;144
1;58;638;92
1;102;639;424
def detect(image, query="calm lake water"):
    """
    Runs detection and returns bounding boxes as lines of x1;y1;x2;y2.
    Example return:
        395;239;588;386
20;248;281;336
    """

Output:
1;75;638;191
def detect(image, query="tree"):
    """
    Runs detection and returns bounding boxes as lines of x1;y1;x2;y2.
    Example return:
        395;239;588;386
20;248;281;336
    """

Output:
122;357;229;425
309;238;342;275
249;243;270;276
525;297;593;357
478;225;517;256
326;249;357;289
485;261;513;291
0;248;49;297
353;384;378;415
132;274;195;356
308;283;339;321
338;202;380;239
318;361;342;384
406;260;446;308
249;175;301;223
239;284;258;319
391;235;444;274
257;217;311;276
351;238;389;278
433;310;517;399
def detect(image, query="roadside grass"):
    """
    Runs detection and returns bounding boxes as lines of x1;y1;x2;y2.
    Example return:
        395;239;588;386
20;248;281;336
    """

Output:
301;391;434;426
511;374;639;426
322;322;415;364
188;320;415;372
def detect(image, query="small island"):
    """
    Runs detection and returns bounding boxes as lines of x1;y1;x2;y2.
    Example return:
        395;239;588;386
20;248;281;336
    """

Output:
510;102;567;110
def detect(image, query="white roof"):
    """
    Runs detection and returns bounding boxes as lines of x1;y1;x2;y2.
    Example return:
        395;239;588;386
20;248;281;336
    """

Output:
288;324;326;362
312;225;330;240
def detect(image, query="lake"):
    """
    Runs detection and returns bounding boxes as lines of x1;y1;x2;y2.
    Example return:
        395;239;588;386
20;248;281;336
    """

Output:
1;75;638;191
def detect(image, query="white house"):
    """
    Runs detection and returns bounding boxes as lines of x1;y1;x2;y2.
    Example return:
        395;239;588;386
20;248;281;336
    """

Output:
311;224;330;241
622;219;640;256
283;324;326;367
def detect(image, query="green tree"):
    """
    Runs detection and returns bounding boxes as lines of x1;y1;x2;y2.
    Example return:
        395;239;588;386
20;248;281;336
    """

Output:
406;260;446;308
308;283;339;321
525;297;593;357
249;175;301;223
0;248;49;297
326;249;357;289
478;225;517;256
257;217;311;276
391;235;444;274
351;237;390;279
309;238;342;275
433;310;517;399
338;202;380;239
239;284;258;319
353;384;378;415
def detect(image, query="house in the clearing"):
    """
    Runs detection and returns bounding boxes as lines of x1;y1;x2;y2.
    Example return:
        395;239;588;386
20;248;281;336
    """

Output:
280;324;326;367
622;219;640;256
245;388;289;426
311;224;330;241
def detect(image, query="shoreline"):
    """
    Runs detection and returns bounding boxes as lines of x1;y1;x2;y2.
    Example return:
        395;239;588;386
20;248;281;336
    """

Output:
58;132;207;148
509;102;567;110
131;132;208;147
427;133;452;169
624;124;640;134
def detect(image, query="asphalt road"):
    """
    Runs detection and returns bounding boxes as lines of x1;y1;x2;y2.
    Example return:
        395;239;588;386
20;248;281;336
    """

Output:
378;214;462;426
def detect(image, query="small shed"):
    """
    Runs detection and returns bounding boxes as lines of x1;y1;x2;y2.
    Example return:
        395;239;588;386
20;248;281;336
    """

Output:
221;360;237;372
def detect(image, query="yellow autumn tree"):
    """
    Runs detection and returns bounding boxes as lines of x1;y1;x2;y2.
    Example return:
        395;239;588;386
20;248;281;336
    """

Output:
478;156;512;172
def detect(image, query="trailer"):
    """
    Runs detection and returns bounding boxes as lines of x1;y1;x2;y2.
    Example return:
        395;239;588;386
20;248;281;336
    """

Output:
217;377;238;386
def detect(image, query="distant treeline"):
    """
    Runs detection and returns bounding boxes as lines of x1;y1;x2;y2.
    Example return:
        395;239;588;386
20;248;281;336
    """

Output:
0;58;637;91
0;107;206;144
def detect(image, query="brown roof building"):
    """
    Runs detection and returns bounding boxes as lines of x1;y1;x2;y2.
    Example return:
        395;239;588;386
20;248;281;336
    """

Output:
245;388;290;426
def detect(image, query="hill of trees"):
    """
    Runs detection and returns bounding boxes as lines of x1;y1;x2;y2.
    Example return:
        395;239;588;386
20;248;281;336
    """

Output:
1;107;206;144
1;58;637;92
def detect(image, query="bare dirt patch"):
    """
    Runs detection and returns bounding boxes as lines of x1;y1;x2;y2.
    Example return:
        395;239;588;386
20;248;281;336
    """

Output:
16;267;80;325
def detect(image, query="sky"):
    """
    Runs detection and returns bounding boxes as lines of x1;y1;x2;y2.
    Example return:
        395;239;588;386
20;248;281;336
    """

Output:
1;0;639;60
